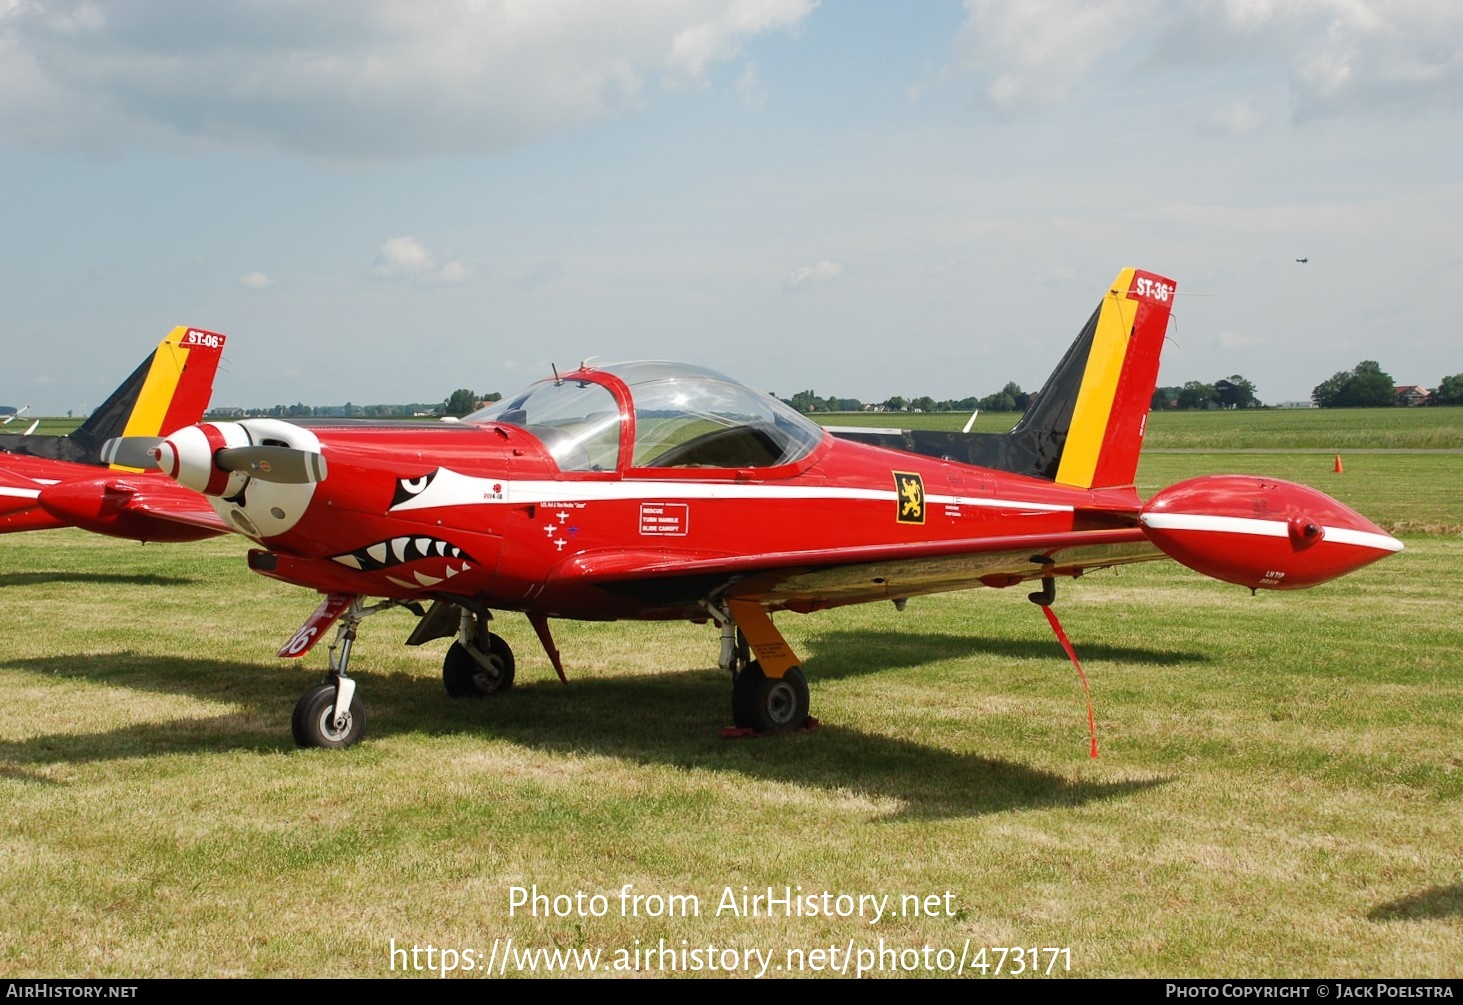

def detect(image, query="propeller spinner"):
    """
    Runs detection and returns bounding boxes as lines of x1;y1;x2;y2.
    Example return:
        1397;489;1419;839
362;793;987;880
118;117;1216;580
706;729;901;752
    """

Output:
102;427;327;493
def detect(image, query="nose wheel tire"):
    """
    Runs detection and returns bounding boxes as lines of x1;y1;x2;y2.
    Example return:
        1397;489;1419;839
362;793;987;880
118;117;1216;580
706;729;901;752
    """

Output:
731;661;809;735
443;634;516;697
292;682;366;749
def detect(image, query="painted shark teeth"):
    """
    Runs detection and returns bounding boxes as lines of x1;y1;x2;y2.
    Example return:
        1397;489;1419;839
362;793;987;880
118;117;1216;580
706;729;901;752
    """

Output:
329;536;473;573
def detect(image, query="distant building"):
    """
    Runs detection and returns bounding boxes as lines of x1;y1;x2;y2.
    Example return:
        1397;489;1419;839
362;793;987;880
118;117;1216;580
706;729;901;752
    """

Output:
1394;385;1431;406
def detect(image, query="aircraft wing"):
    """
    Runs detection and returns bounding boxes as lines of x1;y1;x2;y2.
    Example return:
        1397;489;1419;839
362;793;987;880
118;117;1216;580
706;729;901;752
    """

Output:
548;526;1163;610
103;480;231;533
0;466;43;517
33;474;229;536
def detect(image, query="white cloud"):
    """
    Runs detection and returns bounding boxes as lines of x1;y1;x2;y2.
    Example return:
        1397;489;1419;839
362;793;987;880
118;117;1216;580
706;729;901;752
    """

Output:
1203;96;1266;135
435;260;473;285
372;237;434;280
734;60;767;110
239;271;272;290
1219;330;1267;349
665;0;814;84
784;259;843;290
513;260;566;292
947;0;1463;121
371;236;472;288
0;0;816;158
949;0;1159;109
919;258;960;278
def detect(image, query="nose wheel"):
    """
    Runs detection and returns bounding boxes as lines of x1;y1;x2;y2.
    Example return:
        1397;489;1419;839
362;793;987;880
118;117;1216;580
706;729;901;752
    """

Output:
283;595;398;750
292;682;366;749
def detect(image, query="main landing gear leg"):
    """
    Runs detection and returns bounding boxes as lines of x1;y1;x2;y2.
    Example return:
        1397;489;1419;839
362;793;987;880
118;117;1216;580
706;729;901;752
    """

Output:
442;606;516;697
291;598;367;749
711;598;811;735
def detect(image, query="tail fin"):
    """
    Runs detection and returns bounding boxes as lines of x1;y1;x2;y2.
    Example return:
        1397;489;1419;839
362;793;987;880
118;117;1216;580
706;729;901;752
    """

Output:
0;327;227;467
1013;267;1173;488
831;268;1174;490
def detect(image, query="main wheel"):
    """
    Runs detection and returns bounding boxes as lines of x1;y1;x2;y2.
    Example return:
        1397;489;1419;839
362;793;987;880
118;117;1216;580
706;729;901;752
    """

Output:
731;661;809;734
443;634;515;697
291;682;366;749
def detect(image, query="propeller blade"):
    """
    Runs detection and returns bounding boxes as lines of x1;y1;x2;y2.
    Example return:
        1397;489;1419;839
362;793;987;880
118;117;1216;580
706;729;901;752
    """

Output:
214;445;328;484
100;436;164;469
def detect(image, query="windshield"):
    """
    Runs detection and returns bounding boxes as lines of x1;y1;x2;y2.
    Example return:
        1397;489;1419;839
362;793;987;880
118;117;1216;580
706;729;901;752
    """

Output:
466;379;621;472
468;361;824;473
608;362;823;469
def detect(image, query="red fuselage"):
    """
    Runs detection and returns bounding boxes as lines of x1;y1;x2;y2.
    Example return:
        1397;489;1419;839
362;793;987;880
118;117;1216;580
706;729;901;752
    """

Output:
238;419;1151;620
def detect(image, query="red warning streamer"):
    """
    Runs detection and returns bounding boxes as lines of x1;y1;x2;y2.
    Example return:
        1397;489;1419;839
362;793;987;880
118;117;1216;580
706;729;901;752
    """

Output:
1040;605;1099;758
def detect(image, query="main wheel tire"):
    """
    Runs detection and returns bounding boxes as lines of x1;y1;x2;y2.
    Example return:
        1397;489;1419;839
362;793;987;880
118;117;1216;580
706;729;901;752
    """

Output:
442;634;515;697
291;682;366;749
731;661;809;734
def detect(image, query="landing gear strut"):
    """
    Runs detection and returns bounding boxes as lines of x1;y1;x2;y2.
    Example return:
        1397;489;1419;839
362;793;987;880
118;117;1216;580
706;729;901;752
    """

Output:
290;597;381;749
712;598;811;735
442;607;515;697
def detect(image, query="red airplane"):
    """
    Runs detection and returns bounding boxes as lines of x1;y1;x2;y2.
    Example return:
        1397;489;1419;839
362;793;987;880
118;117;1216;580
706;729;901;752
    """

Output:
104;268;1401;748
0;326;228;542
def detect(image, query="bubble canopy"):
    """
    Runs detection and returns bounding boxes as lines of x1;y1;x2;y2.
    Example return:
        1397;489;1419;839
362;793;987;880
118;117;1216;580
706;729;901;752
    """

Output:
464;361;826;473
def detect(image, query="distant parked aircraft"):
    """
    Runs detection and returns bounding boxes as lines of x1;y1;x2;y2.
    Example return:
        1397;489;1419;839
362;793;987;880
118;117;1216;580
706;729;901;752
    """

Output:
0;327;228;541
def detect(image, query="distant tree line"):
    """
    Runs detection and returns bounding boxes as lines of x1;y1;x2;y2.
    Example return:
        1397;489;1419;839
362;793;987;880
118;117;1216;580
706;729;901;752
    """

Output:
782;360;1463;413
211;402;445;419
1151;375;1260;411
211;389;504;420
780;376;1261;414
1311;361;1463;407
780;382;1033;414
214;364;1463;419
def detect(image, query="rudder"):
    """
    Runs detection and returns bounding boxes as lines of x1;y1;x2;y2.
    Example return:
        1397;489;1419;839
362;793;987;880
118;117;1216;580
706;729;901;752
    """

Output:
1035;268;1174;489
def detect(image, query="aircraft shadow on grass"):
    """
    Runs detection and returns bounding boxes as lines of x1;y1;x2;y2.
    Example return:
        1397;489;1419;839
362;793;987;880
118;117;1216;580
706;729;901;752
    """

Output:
0;652;1169;819
798;628;1210;682
0;571;197;588
1367;883;1463;922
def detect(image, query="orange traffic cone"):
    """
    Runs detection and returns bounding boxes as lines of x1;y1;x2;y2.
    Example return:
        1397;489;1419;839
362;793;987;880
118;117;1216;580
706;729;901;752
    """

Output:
1334;454;1344;474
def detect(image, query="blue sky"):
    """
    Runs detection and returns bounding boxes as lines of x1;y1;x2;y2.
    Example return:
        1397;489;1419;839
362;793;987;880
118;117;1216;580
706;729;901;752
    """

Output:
2;0;1459;413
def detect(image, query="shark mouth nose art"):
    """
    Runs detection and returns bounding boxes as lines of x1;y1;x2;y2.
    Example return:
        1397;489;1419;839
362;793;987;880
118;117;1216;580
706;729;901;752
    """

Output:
330;535;474;589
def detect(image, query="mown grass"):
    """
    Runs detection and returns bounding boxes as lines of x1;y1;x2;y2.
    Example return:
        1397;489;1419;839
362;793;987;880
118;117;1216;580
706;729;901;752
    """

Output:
0;425;1458;978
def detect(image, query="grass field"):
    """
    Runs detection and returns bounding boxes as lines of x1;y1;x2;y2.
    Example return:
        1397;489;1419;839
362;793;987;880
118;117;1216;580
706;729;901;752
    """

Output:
0;413;1458;978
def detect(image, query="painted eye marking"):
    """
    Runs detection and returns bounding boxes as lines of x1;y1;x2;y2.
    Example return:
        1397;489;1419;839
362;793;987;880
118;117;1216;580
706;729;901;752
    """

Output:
391;471;436;509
